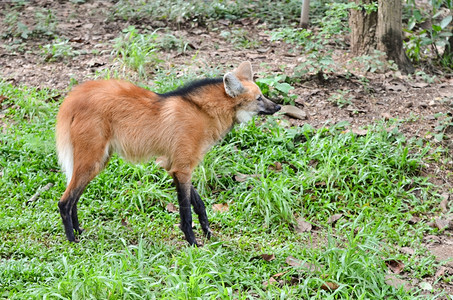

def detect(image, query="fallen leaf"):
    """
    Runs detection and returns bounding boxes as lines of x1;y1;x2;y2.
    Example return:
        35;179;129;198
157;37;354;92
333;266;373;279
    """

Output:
385;274;411;291
345;128;368;136
212;203;229;213
423;235;441;244
308;160;319;168
234;173;248;182
434;266;446;280
400;247;415;256
272;271;287;278
268;161;283;172
0;95;7;104
295;217;312;233
419;281;433;291
408;215;420;224
381;112;392;120
320;282;339;291
411;82;429;88
440;193;450;213
327;213;343;225
434;217;450;230
166;203;178;213
314;181;327;188
286;256;302;267
262;277;277;287
386;260;404;274
234;173;260;182
261;253;276;262
385;82;407;92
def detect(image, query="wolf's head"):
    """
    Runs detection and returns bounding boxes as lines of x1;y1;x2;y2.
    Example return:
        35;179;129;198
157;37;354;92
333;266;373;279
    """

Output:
223;61;281;124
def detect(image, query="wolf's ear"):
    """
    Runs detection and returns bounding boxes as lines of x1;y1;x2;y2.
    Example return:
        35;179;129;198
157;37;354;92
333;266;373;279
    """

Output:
234;61;253;81
223;72;245;98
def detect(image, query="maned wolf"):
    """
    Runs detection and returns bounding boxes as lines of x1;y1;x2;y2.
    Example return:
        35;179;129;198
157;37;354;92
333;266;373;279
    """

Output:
56;61;281;246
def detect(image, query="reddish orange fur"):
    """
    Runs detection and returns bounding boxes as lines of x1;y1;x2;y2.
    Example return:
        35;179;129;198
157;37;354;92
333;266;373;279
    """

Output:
56;80;239;185
55;61;281;245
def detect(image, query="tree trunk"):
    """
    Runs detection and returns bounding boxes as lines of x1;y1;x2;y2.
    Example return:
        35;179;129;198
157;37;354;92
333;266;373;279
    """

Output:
300;0;310;29
349;0;378;55
348;0;414;74
376;0;414;74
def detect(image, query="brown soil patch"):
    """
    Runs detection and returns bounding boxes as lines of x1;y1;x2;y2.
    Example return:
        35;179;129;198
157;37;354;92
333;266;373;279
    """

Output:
1;0;452;294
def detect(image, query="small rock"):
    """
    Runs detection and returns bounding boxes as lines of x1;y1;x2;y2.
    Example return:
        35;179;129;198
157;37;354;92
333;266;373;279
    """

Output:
281;105;307;120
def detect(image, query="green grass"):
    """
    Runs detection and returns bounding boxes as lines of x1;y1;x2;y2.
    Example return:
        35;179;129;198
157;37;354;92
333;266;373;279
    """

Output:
0;77;448;299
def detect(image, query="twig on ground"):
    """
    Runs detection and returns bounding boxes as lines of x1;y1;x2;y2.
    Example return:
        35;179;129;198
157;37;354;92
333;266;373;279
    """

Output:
26;183;54;205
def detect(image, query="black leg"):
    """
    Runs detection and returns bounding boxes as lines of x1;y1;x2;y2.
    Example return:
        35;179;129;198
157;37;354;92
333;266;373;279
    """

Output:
71;202;84;235
58;186;84;242
58;200;76;242
175;179;198;246
190;185;212;239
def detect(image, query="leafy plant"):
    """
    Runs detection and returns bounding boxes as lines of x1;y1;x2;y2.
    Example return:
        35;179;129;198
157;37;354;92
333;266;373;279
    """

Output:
112;26;163;79
110;0;301;27
256;75;296;105
41;38;80;61
404;0;453;67
1;10;31;40
219;28;261;49
270;2;356;80
327;89;353;108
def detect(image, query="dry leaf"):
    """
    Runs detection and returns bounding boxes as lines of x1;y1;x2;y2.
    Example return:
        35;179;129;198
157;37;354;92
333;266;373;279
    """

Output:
435;266;446;280
423;235;441;244
314;181;327;188
286;255;302;267
327;213;343;225
435;217;450;230
400;247;415;256
308;160;319;168
381;112;392;120
234;173;260;182
320;282;339;291
269;161;283;172
385;274;410;291
272;271;287;278
295;217;312;233
166;202;178;213
440;199;448;213
419;281;433;291
408;215;420;224
386;260;404;274
440;193;449;213
345;128;368;136
261;253;276;262
234;173;248;182
212;203;229;213
263;277;277;287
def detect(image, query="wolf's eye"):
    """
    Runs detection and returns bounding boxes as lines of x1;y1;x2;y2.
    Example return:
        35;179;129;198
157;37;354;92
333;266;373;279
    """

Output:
257;95;263;101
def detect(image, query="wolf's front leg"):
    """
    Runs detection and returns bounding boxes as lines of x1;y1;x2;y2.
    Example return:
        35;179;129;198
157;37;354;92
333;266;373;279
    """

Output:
190;185;212;239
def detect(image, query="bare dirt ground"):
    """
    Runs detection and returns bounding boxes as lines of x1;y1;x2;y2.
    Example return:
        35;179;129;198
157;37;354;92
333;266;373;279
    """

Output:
1;0;452;294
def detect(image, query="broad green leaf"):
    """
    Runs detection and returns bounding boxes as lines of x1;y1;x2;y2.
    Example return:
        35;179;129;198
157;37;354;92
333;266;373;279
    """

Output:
440;15;452;29
275;82;294;94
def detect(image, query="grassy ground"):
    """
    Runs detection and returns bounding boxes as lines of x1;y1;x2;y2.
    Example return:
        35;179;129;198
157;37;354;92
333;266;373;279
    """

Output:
1;0;452;298
0;76;448;299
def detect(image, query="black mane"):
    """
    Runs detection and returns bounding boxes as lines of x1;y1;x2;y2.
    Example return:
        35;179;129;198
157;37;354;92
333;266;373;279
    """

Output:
157;77;224;98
